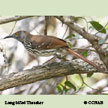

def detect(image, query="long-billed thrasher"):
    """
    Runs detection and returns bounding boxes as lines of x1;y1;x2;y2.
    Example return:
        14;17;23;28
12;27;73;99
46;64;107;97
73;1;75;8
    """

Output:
4;31;104;72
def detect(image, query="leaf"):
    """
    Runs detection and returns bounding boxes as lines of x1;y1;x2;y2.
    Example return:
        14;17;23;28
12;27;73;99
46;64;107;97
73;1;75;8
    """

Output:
90;21;106;34
59;84;68;93
67;42;73;48
105;25;108;30
106;54;108;58
65;34;75;40
82;51;88;57
65;81;76;91
56;85;62;93
63;87;69;93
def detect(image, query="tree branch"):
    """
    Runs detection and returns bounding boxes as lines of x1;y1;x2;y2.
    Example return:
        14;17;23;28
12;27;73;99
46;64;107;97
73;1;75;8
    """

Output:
55;16;108;69
0;60;106;91
0;16;33;24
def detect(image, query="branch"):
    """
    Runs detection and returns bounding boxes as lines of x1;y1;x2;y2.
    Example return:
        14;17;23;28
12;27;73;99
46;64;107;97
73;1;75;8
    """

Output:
0;60;106;91
0;16;33;24
55;16;108;69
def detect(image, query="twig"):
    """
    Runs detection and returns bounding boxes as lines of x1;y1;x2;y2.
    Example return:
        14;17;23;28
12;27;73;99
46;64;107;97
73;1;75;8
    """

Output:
62;26;68;39
0;16;33;25
70;16;89;32
79;74;99;91
44;16;49;35
9;21;17;35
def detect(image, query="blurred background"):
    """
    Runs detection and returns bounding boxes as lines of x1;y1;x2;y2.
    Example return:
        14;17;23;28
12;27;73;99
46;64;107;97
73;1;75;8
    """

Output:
0;16;108;94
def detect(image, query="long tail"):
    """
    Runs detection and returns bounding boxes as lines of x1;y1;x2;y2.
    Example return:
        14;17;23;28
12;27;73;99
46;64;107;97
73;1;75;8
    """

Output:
66;48;104;73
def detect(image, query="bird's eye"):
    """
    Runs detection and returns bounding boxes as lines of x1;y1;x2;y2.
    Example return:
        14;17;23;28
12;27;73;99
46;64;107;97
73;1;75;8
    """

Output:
15;33;19;37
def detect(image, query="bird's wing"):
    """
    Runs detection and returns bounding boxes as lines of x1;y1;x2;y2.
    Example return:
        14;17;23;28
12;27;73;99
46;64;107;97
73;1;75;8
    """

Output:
30;35;68;50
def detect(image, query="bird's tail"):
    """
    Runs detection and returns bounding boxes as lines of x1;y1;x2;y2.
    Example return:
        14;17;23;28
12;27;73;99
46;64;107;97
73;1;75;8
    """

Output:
66;48;104;73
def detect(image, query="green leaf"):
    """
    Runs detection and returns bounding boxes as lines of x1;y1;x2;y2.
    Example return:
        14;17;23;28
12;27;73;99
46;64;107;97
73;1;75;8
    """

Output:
90;21;106;34
65;34;75;40
63;87;69;93
59;84;68;93
105;25;108;30
82;51;88;57
67;42;73;48
56;85;62;93
106;54;108;58
65;81;76;91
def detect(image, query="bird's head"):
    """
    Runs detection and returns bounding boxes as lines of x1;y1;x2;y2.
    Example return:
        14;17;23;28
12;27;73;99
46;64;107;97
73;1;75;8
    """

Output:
4;31;28;43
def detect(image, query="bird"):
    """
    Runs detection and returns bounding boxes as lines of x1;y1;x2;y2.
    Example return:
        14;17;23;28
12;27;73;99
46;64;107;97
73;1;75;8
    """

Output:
4;31;104;72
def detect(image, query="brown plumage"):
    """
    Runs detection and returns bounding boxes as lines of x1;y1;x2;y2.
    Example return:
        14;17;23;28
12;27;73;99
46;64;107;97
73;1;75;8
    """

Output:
30;35;67;50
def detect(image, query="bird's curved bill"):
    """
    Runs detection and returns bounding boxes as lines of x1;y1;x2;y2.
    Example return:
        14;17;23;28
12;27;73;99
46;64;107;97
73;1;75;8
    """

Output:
4;36;13;39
